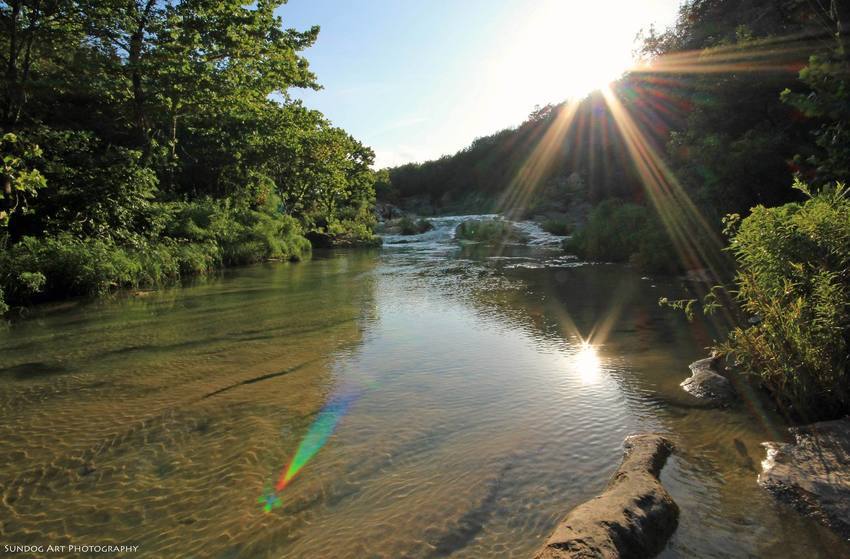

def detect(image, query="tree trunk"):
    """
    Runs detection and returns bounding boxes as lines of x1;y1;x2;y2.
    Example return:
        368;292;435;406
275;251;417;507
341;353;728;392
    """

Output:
14;0;42;125
3;1;22;126
832;0;848;55
128;0;157;155
1;174;13;224
167;94;179;189
129;29;147;149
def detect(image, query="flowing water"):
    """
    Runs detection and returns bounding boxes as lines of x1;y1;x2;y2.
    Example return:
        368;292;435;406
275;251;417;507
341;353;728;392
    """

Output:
1;216;847;558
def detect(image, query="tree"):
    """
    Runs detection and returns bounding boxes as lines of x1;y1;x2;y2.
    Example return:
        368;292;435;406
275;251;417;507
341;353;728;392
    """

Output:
145;0;319;185
1;0;80;126
781;0;850;184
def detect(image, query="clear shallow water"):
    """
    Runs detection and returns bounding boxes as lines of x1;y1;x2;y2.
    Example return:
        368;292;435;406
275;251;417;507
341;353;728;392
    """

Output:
1;216;847;558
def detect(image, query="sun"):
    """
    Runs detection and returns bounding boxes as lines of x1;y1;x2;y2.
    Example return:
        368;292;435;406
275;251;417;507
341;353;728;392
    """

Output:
500;0;648;102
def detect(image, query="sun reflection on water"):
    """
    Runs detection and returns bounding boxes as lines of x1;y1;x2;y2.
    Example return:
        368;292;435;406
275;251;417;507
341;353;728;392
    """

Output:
574;342;602;385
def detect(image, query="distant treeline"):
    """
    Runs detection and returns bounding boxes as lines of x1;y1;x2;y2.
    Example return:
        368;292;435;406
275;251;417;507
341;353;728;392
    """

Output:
381;0;848;271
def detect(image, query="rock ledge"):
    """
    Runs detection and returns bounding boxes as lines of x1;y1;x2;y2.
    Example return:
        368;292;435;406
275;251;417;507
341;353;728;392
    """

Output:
759;417;850;541
680;357;735;406
533;434;678;559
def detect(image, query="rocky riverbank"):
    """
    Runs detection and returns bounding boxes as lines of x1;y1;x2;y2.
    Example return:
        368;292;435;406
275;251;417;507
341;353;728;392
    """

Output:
681;356;850;547
759;417;850;541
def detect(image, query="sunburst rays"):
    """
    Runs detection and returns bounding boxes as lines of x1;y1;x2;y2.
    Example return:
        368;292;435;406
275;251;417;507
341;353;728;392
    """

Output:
493;34;817;438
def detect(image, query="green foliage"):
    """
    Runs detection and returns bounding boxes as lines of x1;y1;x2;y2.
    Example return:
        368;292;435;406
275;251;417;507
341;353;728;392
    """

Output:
387;101;639;216
164;195;310;264
1;133;46;226
0;0;377;313
10;128;159;243
782;50;850;184
386;0;832;260
564;200;678;273
454;219;528;244
715;181;850;419
539;218;571;236
398;216;433;235
0;193;311;310
374;169;397;203
654;32;810;222
658;296;698;321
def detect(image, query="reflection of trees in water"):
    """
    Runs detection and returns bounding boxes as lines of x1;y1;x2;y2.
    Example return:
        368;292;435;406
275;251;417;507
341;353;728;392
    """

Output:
460;262;708;368
394;251;718;418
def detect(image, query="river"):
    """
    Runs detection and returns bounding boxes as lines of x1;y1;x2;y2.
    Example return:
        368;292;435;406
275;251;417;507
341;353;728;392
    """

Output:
0;216;845;558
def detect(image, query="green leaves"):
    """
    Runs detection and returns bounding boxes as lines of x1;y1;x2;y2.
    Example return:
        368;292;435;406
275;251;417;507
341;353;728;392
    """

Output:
1;133;47;226
718;181;850;419
782;49;850;184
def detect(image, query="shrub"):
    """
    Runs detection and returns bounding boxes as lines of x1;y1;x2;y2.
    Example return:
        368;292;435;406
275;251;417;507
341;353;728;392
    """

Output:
564;200;678;273
455;219;528;243
2;234;138;297
0;194;312;311
714;181;850;419
307;218;380;248
165;196;311;265
398;216;434;235
540;218;572;236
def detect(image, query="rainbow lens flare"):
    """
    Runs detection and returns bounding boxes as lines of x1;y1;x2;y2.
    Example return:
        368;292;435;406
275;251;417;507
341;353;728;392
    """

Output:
260;390;360;511
257;490;282;513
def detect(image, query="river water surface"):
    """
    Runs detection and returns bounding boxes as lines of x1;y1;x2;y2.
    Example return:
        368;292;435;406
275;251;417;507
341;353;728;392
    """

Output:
1;216;847;558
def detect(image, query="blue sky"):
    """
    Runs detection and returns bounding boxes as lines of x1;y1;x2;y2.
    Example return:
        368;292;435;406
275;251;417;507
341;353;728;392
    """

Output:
279;0;682;168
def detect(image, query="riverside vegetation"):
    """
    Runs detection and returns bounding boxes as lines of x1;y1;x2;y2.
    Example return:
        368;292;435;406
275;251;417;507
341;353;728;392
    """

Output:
2;1;850;430
0;0;377;312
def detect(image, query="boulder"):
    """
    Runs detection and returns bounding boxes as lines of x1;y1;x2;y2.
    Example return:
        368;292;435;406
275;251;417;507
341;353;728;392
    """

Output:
680;357;736;406
374;202;403;220
534;434;678;559
759;417;850;540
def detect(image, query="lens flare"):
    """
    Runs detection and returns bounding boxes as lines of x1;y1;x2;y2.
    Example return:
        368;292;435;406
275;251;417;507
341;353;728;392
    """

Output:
494;33;820;440
256;31;820;514
275;391;358;493
258;389;361;512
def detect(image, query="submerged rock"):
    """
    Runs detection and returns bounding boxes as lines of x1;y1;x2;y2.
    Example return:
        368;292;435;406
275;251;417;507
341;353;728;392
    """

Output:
680;357;736;406
533;434;678;559
759;417;850;540
683;268;717;284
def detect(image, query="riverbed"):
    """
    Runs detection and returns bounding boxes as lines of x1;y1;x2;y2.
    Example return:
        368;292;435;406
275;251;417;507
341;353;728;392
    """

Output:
1;216;845;558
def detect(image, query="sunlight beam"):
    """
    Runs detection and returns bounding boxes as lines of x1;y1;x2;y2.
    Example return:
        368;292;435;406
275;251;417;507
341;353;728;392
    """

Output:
497;101;581;216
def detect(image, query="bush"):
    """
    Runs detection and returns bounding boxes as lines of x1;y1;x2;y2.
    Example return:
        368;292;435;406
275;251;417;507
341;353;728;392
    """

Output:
398;216;434;235
11;128;159;243
715;181;850;420
0;195;313;311
165;195;311;265
540;218;572;236
564;200;678;273
455;219;528;243
322;218;381;247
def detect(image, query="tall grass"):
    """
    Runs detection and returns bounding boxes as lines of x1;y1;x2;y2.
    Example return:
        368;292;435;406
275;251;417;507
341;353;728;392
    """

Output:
0;196;311;311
